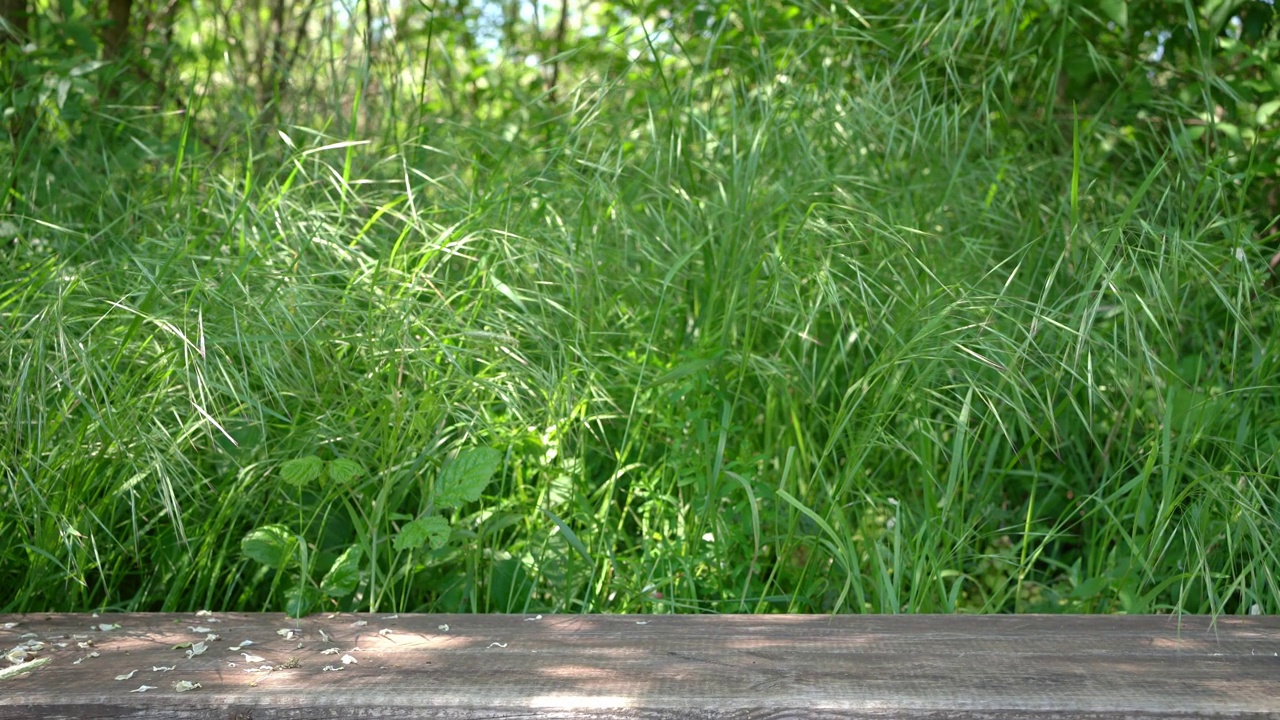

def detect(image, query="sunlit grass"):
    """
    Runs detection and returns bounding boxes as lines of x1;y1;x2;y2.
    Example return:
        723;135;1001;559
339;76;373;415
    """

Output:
2;9;1277;616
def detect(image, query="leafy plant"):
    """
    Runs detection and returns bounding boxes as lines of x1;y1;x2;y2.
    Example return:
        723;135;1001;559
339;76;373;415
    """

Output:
3;1;1277;619
240;447;501;616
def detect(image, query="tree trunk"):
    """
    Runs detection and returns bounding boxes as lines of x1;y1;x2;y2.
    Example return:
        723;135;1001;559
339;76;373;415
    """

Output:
2;0;32;155
153;0;187;102
1;0;29;43
261;0;287;107
547;0;569;103
104;0;134;59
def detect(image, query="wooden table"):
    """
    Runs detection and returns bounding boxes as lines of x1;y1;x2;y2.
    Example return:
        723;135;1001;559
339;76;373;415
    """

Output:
2;613;1278;718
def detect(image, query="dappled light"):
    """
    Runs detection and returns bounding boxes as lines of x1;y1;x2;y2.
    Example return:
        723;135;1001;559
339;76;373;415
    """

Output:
2;613;1278;715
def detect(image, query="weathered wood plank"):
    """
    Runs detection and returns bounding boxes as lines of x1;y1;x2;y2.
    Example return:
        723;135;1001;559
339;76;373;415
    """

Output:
2;613;1277;718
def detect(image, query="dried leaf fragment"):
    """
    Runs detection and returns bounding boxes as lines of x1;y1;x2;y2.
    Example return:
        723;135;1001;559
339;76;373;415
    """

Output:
0;657;50;681
71;651;101;665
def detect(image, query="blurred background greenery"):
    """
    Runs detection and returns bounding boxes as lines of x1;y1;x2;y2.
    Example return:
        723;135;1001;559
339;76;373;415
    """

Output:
2;0;1277;616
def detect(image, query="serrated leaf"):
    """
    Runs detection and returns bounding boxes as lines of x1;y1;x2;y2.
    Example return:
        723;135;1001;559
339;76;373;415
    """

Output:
241;525;296;568
393;515;451;552
435;447;501;508
320;545;362;598
326;458;365;485
281;456;323;487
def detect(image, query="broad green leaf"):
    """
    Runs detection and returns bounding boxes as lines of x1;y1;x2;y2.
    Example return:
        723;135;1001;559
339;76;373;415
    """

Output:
326;458;365;485
285;583;318;618
1214;122;1242;142
1097;0;1127;28
281;455;323;487
320;545;363;598
393;515;451;552
63;20;99;54
435;446;501;508
1257;100;1280;127
488;554;534;612
241;524;296;568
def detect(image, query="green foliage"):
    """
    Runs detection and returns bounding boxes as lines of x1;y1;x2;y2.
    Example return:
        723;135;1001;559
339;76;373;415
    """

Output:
394;516;451;553
240;525;297;569
238;445;497;614
319;545;363;598
279;456;366;487
435;447;502;509
1011;0;1279;227
326;459;365;485
1;39;106;185
1;0;1278;618
284;583;319;618
280;456;324;487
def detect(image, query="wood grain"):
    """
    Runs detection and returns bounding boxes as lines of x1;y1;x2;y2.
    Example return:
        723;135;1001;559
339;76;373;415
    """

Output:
1;613;1277;718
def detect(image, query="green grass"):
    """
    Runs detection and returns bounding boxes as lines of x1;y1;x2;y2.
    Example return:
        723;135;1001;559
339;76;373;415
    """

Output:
2;15;1278;616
